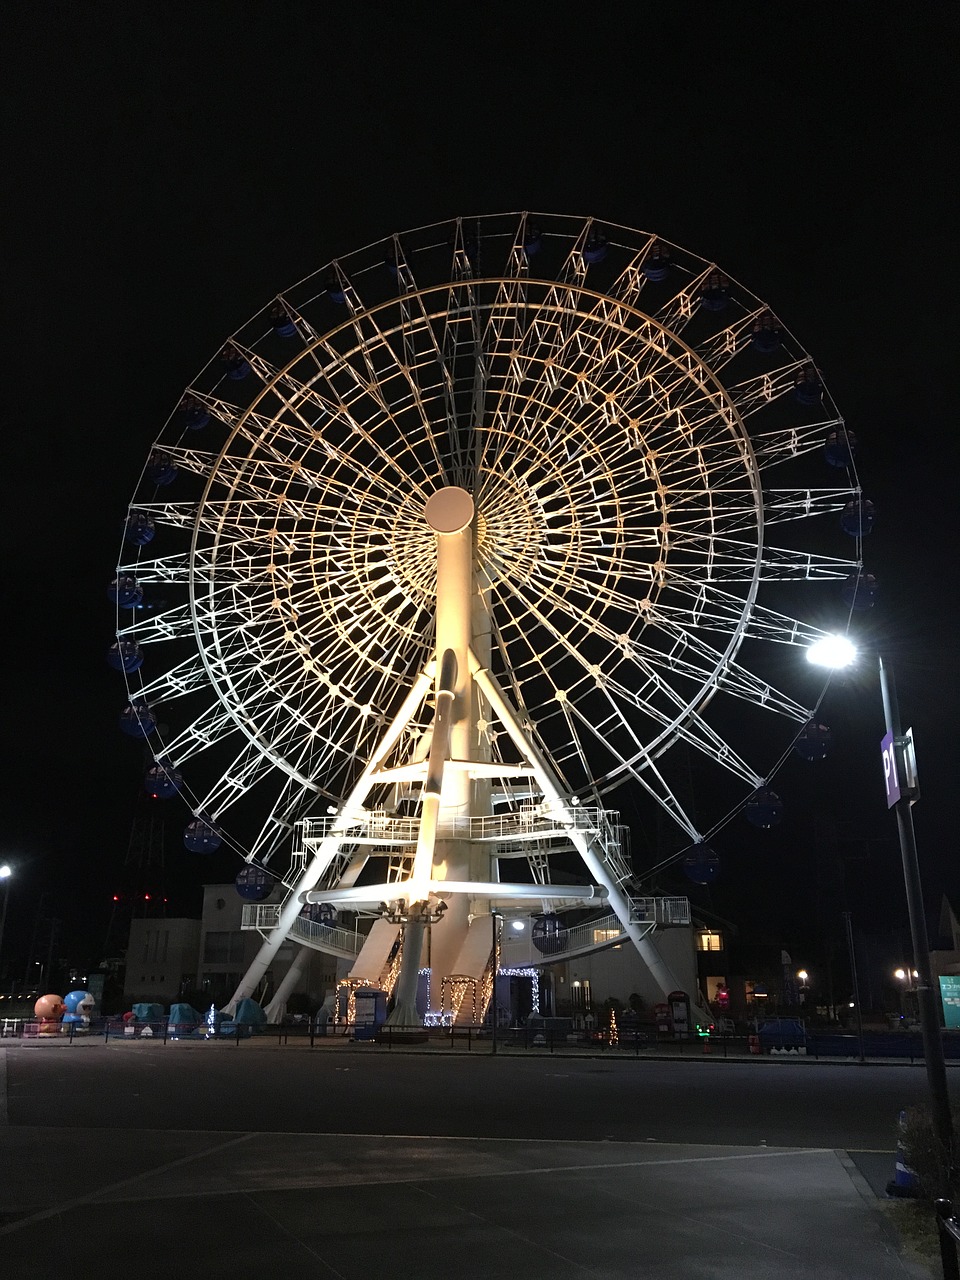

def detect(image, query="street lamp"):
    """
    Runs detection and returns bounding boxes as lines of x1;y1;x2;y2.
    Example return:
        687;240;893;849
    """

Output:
808;638;954;1177
797;969;809;1005
0;864;12;989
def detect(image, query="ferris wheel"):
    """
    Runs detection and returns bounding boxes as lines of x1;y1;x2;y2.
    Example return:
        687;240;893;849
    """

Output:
112;212;866;1020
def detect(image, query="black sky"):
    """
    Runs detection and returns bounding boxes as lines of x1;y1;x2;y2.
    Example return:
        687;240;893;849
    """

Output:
3;5;958;971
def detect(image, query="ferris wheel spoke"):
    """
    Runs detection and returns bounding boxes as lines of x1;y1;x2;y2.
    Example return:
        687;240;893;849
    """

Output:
691;302;780;371
316;267;451;482
266;359;439;500
724;361;811;418
133;653;214;703
561;697;703;839
661;486;853;541
752;418;848;469
192;733;310;821
642;614;812;720
652;588;831;650
650;262;722;337
118;599;209;643
159;701;245;763
598;234;660;311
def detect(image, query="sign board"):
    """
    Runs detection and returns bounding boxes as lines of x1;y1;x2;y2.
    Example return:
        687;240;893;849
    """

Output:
881;731;900;807
939;976;960;1030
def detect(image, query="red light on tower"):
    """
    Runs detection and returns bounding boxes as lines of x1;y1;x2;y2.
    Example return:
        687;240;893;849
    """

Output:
144;893;151;901
112;894;120;902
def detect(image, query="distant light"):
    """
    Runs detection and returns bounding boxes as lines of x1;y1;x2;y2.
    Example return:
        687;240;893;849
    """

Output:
806;634;857;670
144;893;151;901
848;1001;856;1008
797;969;809;982
0;864;12;879
895;968;907;981
511;920;526;932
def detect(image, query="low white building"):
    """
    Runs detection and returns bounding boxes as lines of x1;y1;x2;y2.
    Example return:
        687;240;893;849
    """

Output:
123;883;340;1012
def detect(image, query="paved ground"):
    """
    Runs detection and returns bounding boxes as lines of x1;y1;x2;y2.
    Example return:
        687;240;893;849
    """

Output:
0;1041;942;1278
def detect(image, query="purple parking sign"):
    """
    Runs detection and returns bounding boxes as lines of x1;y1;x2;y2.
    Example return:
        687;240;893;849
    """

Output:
881;731;900;808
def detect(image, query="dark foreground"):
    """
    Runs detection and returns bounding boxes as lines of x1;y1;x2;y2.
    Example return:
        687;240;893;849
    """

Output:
0;1041;942;1278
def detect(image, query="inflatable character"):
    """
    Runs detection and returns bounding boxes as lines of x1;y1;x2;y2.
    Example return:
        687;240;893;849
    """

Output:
62;990;95;1033
34;994;66;1036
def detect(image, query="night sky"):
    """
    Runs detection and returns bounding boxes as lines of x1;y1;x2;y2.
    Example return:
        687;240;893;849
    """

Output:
4;6;958;979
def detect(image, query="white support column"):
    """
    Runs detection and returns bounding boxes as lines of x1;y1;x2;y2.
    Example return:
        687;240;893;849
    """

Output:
386;487;476;1027
222;665;435;1014
469;651;691;1007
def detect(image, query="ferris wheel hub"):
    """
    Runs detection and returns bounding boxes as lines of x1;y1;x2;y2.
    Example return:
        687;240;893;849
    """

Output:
424;486;475;535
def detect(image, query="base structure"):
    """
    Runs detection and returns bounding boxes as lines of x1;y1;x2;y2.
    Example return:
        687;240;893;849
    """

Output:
225;488;705;1026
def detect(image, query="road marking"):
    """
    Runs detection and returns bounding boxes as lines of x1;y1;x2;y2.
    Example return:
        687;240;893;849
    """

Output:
0;1132;256;1236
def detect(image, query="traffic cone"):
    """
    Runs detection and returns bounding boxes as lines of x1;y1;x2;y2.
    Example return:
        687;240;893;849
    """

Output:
886;1110;921;1197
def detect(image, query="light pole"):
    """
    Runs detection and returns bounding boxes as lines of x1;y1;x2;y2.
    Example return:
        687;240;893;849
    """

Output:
894;967;919;1021
808;638;954;1179
0;865;12;989
490;910;501;1056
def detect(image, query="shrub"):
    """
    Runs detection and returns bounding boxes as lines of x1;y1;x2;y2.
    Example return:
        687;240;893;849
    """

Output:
900;1105;960;1200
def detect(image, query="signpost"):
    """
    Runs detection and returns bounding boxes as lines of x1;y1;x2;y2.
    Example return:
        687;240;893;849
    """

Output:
939;976;960;1032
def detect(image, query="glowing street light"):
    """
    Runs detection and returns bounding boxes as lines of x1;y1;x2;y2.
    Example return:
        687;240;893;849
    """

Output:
808;635;953;1180
0;864;13;986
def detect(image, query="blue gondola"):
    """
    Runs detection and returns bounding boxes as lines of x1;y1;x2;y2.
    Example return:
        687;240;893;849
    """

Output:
107;638;143;673
839;498;876;538
841;571;880;609
700;270;730;312
523;225;543;258
823;426;856;468
793;721;832;761
684;847;721;884
271;304;297;337
124;510;156;546
120;701;157;738
583;231;608;264
179;397;210;431
236;865;273;902
532;912;569;955
641;241;671;282
145;760;182;799
750;312;782;354
794;364;823;406
184;818;222;854
146;452;178;487
324;273;346;304
221;346;251;380
745;787;783;829
109;574;143;608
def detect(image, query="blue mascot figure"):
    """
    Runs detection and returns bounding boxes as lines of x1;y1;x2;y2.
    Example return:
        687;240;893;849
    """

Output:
62;990;95;1033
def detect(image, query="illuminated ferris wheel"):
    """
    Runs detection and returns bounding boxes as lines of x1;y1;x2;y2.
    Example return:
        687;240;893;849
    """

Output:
112;213;866;1020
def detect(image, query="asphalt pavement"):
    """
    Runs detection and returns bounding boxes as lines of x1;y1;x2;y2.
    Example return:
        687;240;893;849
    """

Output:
0;1040;943;1278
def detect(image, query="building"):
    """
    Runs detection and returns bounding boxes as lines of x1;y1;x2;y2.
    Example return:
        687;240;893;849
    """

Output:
123;883;340;1012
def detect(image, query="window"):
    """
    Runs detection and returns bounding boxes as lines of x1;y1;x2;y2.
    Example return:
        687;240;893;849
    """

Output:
593;928;620;945
697;931;723;952
571;979;592;1010
203;932;246;964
